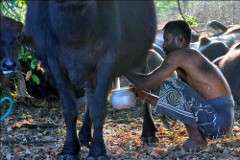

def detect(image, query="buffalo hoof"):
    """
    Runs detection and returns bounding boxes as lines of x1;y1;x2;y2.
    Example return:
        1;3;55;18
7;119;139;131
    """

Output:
141;136;158;143
79;133;92;148
78;133;92;148
80;140;90;148
87;155;110;160
57;154;79;160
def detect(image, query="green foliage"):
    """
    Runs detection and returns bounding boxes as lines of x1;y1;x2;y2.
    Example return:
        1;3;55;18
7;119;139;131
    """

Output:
0;3;3;11
31;74;40;85
155;1;178;13
15;1;27;6
155;1;199;28
17;46;39;84
155;1;198;28
1;1;27;23
155;1;178;19
178;14;198;27
30;59;38;70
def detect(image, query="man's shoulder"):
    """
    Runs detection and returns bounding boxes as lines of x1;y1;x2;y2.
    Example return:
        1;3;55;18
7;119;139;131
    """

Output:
184;48;200;57
168;48;199;59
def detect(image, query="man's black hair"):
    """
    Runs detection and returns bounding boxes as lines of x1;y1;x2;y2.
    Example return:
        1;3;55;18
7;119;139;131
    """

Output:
163;20;192;42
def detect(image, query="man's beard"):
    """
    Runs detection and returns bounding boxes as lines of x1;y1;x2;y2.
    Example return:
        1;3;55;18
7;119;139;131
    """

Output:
164;39;178;55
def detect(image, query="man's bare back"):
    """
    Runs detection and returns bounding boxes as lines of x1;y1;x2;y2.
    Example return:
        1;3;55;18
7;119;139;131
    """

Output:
170;48;231;100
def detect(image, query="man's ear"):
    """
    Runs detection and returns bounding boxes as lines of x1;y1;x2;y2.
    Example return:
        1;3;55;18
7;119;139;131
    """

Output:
176;34;185;46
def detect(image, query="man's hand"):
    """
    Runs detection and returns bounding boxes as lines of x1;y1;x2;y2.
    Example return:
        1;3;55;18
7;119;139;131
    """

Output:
129;84;148;100
125;70;149;90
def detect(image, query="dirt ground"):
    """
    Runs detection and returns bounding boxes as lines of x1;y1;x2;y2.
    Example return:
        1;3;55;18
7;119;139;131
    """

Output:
1;96;240;160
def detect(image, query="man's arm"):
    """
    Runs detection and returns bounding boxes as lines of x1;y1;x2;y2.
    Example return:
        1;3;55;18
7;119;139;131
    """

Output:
126;51;183;91
145;93;159;107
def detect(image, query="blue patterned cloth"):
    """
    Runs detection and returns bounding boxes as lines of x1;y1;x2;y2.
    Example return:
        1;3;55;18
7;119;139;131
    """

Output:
155;78;234;140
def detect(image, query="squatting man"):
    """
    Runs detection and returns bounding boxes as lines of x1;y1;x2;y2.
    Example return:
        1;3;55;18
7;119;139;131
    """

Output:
126;20;234;150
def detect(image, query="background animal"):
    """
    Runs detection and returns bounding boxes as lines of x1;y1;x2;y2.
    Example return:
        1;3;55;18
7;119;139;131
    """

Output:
214;41;240;105
207;20;228;35
191;37;229;61
192;24;240;48
190;24;240;61
0;16;23;74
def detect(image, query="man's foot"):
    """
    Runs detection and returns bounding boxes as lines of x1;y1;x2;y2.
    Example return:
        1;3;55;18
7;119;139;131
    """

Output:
182;137;207;151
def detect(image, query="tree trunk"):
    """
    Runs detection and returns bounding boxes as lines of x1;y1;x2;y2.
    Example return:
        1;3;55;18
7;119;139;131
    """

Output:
15;71;27;101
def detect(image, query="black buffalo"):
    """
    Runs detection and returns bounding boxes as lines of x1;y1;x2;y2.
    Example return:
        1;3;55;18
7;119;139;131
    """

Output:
207;20;228;35
214;41;240;105
24;1;157;159
207;20;240;36
0;16;23;74
0;16;34;74
192;25;240;49
191;37;229;61
190;25;240;61
210;29;240;47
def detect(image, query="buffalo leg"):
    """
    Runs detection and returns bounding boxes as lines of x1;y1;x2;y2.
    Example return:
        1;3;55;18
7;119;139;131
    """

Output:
50;70;80;159
87;66;112;159
141;102;158;143
125;56;158;143
78;80;95;147
140;63;158;143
